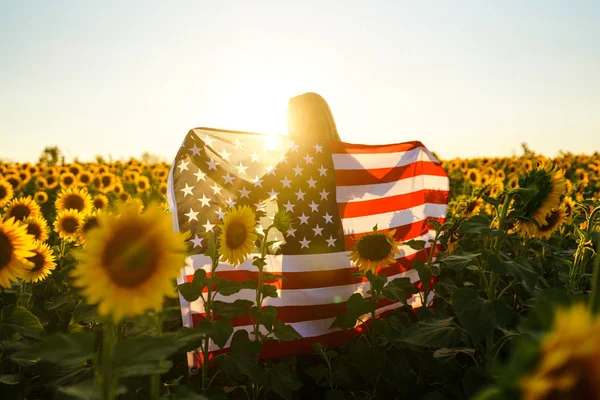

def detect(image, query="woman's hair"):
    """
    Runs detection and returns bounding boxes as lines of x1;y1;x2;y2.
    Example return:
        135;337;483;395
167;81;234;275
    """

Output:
287;92;341;143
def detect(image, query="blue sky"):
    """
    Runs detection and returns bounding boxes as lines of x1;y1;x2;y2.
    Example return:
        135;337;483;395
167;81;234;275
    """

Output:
1;0;598;163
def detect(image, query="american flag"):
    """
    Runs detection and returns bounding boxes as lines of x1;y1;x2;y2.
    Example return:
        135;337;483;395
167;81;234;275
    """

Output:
167;127;449;371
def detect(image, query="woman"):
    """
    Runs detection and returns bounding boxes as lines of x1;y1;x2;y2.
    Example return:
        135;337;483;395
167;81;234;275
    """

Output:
287;92;341;143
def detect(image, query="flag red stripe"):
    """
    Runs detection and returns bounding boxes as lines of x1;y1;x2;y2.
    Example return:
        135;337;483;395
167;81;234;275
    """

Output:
329;140;423;154
338;189;449;219
335;161;446;186
186;248;430;291
343;217;445;251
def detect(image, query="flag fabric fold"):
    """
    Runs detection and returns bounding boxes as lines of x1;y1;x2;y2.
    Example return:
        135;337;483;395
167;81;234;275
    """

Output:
167;127;449;371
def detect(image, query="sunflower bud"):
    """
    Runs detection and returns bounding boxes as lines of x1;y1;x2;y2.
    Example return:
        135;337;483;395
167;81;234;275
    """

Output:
273;208;293;234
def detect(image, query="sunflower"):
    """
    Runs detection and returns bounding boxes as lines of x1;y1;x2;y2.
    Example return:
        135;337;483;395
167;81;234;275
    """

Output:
4;196;42;222
44;174;59;189
68;163;82;176
33;191;48;205
78;171;93;186
135;176;150;193
532;205;566;239
55;187;93;215
71;203;187;322
159;182;168;197
463;198;484;218
59;172;77;189
0;179;14;208
77;211;101;247
563;196;576;223
118;192;131;202
18;170;31;185
113;183;124;195
348;226;401;274
98;172;116;193
22;241;56;283
507;176;519;190
93;194;109;211
219;205;258;266
35;176;48;190
54;209;83;242
513;162;566;228
5;174;23;192
0;217;36;288
520;303;600;400
466;169;481;185
23;216;50;243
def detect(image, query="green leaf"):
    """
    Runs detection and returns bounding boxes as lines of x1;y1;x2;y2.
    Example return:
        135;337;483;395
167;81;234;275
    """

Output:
439;253;482;271
71;301;97;324
0;374;20;385
262;284;279;299
482;195;501;207
219;331;266;384
404;239;426;251
329;293;377;330
452;288;513;343
251;306;277;331
210;317;233;349
0;305;45;339
212;300;253;318
459;216;504;237
303;364;329;386
178;282;203;302
217;279;256;296
413;260;432;289
397;318;463;348
267;362;302;400
365;270;387;292
12;332;96;366
487;254;538;290
273;320;302;341
263;272;285;281
350;339;386;382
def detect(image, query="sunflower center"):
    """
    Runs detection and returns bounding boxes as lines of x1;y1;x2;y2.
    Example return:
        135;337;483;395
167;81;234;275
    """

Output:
27;253;45;272
0;231;13;269
7;177;20;189
357;234;393;261
26;223;42;240
46;176;56;185
80;174;90;184
101;176;112;187
101;224;159;288
10;204;31;221
63;176;74;185
93;198;105;209
564;202;572;218
61;217;80;234
538;209;561;232
226;221;248;249
466;200;478;214
64;194;85;211
0;185;7;199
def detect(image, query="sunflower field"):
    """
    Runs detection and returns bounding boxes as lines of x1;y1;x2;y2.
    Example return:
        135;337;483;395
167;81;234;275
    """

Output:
1;145;600;400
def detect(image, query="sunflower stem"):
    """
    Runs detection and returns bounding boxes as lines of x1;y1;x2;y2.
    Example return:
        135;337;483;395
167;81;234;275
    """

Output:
100;323;117;400
589;242;600;316
150;313;163;399
202;250;219;393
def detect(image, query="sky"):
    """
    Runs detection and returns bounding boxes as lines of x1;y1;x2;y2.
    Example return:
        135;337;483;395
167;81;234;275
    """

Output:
1;0;599;163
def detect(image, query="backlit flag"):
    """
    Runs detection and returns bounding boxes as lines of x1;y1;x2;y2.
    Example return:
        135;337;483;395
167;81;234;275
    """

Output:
167;127;449;371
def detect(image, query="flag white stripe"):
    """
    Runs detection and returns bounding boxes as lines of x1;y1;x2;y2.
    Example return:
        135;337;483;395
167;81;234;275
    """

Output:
189;269;419;313
336;174;449;203
178;230;436;276
341;203;447;235
332;147;437;170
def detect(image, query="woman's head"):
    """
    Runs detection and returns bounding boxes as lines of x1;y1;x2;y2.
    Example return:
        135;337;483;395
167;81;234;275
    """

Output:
287;92;341;143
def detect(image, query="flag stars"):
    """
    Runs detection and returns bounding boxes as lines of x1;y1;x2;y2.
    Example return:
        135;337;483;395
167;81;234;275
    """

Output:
309;201;319;212
278;153;288;163
223;173;235;185
185;208;199;222
249;151;260;163
239;186;250;198
236;162;248;175
202;220;215;232
326;236;337;247
295;189;306;201
313;143;323;153
283;201;294;212
312;225;323;236
292;165;303;176
180;183;194;197
189;144;202;156
226;197;236;208
267;189;279;199
190;234;203;248
207;159;219;170
198;194;211;208
298;213;310;225
290;142;300;153
286;228;297;237
203;134;215;147
178;160;190;172
280;177;292;188
303;154;314;164
307;177;317;189
320;189;329;200
210;183;223;195
219;149;232;161
234;138;242;149
299;237;311;249
265;164;275;174
252;175;264;187
323;213;333;224
193;169;206;182
318;165;328;176
216;208;226;219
